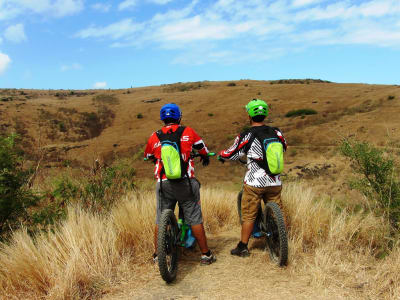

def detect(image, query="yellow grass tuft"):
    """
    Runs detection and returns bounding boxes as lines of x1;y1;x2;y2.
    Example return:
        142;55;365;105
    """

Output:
0;183;398;299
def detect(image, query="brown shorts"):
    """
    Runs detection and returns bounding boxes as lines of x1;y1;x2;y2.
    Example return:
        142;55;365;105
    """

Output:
241;184;282;222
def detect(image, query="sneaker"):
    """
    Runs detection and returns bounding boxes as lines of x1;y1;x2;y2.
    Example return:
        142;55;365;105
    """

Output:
152;253;158;264
200;251;216;265
231;242;250;257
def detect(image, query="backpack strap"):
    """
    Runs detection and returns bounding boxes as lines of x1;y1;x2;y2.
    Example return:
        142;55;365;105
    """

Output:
248;125;278;175
156;126;191;196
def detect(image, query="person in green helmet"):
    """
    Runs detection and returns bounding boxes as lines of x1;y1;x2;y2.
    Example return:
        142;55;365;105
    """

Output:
218;99;287;257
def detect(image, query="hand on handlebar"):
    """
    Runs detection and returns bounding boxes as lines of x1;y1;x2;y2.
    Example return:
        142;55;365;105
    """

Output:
144;155;157;164
200;155;210;166
217;155;226;164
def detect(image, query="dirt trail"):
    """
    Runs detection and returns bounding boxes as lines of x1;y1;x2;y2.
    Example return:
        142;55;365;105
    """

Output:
104;230;358;300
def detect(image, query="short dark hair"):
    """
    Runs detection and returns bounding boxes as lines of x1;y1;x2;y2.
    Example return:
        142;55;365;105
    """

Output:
251;115;266;122
163;118;180;124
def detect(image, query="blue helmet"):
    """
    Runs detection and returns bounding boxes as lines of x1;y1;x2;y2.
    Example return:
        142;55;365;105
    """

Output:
160;103;182;121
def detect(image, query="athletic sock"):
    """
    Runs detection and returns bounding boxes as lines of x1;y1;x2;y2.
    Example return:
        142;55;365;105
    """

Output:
202;250;211;256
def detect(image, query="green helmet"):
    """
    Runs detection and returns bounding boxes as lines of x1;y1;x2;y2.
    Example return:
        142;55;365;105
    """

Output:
245;99;268;117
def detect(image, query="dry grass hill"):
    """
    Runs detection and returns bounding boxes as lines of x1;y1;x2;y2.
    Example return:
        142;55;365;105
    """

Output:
0;79;400;299
1;79;400;190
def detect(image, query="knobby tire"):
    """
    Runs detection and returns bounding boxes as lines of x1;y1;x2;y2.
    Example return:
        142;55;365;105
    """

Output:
264;202;288;266
157;209;179;283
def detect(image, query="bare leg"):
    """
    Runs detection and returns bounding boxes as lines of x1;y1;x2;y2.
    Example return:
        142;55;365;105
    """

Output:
191;223;209;254
154;224;158;254
241;221;254;244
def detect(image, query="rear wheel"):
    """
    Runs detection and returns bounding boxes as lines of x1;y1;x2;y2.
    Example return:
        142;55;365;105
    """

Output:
157;209;179;283
263;202;288;266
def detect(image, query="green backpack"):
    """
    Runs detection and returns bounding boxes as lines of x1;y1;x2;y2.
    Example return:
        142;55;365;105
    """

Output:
156;126;187;179
250;126;284;175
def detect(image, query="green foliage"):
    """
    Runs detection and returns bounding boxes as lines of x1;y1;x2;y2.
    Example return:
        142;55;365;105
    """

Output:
0;134;38;237
227;82;236;86
269;79;331;84
58;121;67;132
137;113;143;119
50;159;136;213
92;94;119;105
162;81;207;93
340;139;400;228
208;113;214;117
388;95;395;100
285;109;317;118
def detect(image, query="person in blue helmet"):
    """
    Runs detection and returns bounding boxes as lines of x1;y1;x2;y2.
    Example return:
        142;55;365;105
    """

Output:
144;103;216;265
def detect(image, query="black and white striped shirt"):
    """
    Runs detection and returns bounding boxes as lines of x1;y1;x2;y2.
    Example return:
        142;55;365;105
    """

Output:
219;125;287;188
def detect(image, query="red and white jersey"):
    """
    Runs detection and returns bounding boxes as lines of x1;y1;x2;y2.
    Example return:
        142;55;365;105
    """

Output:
144;124;209;180
219;125;287;188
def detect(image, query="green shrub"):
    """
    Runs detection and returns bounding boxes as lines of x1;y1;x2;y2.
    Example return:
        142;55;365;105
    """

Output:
52;159;135;213
208;113;214;117
340;139;400;228
0;134;38;237
92;94;119;105
388;95;395;100
227;82;236;86
137;113;143;119
285;109;317;118
162;82;206;93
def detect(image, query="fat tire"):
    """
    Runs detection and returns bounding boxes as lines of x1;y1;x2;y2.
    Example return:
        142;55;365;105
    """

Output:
157;209;179;283
263;202;288;266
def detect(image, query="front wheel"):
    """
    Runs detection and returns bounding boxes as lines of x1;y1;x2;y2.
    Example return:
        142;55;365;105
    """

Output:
263;202;288;266
157;209;179;283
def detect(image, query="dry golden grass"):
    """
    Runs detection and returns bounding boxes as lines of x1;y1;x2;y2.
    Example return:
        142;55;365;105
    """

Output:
0;187;238;299
0;183;399;299
282;183;398;299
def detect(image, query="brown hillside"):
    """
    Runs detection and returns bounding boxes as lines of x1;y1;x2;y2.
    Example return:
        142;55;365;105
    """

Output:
1;80;400;191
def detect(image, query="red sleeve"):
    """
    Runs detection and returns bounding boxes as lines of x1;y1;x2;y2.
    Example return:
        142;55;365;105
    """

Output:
184;127;209;156
144;132;160;159
274;129;287;151
218;131;250;160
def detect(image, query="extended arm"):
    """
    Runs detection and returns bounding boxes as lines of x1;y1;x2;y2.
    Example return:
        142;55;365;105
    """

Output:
218;132;251;161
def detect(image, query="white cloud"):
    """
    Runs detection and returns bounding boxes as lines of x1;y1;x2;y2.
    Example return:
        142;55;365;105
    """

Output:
118;0;172;10
75;18;143;40
0;52;11;75
0;0;84;20
91;3;111;12
93;82;107;89
118;0;136;10
77;0;400;64
150;0;173;4
4;23;27;43
292;0;324;8
60;63;82;71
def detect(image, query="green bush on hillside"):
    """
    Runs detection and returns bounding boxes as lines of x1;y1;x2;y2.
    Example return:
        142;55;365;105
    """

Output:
0;134;38;237
340;139;400;229
51;159;136;213
285;109;317;117
92;94;119;105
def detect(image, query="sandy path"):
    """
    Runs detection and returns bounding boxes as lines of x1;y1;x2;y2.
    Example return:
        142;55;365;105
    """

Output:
104;230;359;300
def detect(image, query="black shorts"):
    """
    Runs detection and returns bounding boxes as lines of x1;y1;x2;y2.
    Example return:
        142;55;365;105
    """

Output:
155;178;203;226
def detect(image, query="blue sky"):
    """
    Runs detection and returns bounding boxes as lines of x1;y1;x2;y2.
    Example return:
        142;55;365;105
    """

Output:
0;0;400;89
